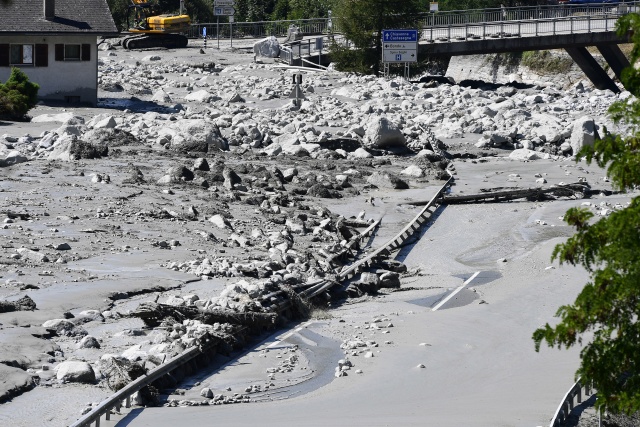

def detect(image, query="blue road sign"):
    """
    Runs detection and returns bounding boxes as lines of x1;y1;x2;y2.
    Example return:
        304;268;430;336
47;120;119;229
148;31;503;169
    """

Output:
203;27;207;37
382;29;418;42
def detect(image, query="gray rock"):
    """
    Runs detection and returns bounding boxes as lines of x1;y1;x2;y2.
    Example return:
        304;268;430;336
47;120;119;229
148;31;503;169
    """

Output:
165;165;194;182
223;167;242;190
193;158;210;171
185;90;217;103
166;119;228;153
364;117;406;148
570;116;596;155
77;335;100;349
1;150;28;167
152;88;172;104
55;361;95;383
16;248;49;263
367;172;409;189
379;271;401;288
253;36;280;58
200;387;214;398
209;214;230;229
509;149;540;161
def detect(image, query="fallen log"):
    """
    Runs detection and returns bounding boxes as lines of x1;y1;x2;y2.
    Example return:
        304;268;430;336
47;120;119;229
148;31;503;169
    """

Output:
129;302;276;329
405;183;592;206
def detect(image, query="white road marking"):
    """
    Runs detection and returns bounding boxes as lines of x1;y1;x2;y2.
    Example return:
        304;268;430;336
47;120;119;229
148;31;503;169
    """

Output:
266;320;313;348
432;271;480;312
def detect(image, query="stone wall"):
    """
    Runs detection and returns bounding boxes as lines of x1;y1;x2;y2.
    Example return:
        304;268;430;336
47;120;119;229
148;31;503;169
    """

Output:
445;50;609;90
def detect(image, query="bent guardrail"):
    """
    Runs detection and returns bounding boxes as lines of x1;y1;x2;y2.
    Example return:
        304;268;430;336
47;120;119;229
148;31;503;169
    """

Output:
69;344;202;427
69;174;453;427
548;377;595;427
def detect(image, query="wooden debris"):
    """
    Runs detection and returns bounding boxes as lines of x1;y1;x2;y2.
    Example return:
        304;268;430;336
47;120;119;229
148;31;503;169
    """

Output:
435;183;592;205
130;302;276;329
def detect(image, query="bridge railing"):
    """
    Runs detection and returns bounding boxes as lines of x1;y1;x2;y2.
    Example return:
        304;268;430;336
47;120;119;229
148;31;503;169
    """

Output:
187;18;332;39
421;9;623;41
419;1;639;27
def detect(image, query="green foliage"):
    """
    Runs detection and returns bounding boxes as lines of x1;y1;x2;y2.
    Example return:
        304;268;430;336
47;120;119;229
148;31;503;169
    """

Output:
107;0;129;31
329;40;379;74
185;0;215;23
532;13;640;415
331;0;422;75
0;67;39;120
521;50;573;75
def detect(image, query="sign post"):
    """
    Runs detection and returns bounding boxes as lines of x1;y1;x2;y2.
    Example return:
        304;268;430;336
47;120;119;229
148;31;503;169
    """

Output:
214;0;236;48
202;26;207;49
381;29;418;79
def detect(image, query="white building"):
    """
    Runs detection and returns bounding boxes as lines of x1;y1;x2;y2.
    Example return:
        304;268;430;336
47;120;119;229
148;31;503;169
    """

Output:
0;0;118;106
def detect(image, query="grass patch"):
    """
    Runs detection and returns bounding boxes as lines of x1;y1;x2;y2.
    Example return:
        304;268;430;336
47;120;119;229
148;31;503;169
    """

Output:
521;50;574;75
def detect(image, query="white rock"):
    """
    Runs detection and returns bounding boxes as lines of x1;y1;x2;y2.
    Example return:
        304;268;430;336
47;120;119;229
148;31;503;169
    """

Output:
400;165;424;177
509;148;540;161
253;36;280;58
55;361;95;383
209;214;230;229
570;116;596;155
363;116;406;148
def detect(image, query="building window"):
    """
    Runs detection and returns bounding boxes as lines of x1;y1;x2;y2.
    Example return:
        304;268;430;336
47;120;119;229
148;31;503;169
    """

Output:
55;44;91;62
64;44;81;60
10;44;33;65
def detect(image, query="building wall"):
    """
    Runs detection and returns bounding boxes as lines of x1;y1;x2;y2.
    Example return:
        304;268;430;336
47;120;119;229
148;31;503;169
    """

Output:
0;34;97;106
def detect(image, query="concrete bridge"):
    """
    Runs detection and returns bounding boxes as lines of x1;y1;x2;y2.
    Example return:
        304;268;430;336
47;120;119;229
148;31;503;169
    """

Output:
417;2;638;92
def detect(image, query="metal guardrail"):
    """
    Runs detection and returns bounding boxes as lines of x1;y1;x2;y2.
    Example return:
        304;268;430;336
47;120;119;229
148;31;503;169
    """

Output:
187;18;332;40
186;1;639;41
334;172;453;283
421;8;631;42
68;171;452;427
548;377;595;427
69;344;203;427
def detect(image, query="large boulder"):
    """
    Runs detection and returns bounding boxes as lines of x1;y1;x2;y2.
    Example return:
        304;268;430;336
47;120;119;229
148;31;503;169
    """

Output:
47;135;108;161
160;119;229;153
253;36;280;58
570;116;596;155
367;171;409;189
509;148;541;161
364;117;406;148
0;150;28;167
185;90;218;103
55;361;95;383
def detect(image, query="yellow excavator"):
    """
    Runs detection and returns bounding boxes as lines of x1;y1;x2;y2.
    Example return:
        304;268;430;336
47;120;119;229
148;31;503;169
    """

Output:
123;0;191;49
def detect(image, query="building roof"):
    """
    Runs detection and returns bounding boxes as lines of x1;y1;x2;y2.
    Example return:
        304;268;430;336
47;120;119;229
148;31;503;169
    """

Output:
0;0;118;35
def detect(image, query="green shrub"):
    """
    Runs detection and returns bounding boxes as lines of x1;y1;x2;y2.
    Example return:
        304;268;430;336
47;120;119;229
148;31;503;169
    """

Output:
0;67;39;120
521;50;574;75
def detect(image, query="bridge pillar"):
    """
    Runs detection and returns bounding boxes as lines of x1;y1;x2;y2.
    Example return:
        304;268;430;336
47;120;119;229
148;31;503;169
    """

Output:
596;44;630;82
565;46;619;93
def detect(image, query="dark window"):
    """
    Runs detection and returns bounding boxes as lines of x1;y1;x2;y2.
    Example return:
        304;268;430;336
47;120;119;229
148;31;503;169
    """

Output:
10;44;34;65
64;44;81;60
55;44;91;61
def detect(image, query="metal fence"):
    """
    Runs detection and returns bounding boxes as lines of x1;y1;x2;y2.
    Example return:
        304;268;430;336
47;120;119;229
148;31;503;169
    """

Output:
186;2;639;41
187;18;332;39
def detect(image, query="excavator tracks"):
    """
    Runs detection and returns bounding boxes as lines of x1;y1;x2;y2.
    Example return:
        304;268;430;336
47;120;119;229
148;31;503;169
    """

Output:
123;33;188;50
